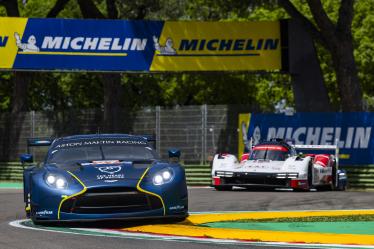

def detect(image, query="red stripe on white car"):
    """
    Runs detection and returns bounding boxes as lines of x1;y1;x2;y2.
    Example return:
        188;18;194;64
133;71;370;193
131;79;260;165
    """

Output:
253;145;288;151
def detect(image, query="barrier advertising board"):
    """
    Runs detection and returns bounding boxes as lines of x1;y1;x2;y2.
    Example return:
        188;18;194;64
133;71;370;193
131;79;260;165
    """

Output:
239;113;374;166
0;17;282;72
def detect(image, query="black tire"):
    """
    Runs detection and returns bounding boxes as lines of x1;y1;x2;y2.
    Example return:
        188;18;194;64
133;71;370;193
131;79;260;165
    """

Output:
331;160;337;191
25;207;30;218
169;217;188;223
30;206;39;225
214;186;233;191
307;161;313;190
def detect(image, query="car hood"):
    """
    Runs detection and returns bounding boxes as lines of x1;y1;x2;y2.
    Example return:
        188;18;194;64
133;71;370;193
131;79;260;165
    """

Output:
67;161;156;188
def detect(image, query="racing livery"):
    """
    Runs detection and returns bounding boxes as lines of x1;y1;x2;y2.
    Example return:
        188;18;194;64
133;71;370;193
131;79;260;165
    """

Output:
21;134;188;224
212;139;347;191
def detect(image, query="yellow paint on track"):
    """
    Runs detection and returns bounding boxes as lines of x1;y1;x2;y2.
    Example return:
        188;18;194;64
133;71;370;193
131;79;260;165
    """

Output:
188;209;374;224
122;210;374;246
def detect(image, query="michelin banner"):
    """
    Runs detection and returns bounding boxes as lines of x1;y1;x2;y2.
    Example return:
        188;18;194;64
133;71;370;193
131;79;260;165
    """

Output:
0;17;282;72
239;113;374;166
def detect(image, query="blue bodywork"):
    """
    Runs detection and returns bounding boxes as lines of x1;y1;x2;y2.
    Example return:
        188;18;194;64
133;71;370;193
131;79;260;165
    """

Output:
23;134;188;223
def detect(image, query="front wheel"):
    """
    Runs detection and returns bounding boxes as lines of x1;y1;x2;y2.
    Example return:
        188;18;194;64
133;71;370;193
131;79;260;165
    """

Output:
214;186;233;191
25;192;31;218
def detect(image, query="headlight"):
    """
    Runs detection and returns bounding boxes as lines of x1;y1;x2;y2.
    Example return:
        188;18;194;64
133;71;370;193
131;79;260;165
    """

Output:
153;168;174;186
46;175;56;185
45;173;67;189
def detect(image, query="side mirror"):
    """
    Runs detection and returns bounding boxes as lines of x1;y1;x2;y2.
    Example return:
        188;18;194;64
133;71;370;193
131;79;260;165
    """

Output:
168;148;181;163
20;154;33;164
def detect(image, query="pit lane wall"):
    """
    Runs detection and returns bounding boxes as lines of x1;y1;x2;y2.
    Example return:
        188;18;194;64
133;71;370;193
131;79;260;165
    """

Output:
0;17;282;72
239;113;374;166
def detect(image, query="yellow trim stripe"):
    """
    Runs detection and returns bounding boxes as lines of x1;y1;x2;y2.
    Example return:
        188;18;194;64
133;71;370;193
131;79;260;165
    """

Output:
122;210;374;246
25;206;30;211
18;51;128;57
136;168;166;216
57;171;87;220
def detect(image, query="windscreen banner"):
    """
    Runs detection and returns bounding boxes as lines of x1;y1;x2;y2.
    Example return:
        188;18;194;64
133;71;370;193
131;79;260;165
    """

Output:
239;113;374;166
0;17;282;72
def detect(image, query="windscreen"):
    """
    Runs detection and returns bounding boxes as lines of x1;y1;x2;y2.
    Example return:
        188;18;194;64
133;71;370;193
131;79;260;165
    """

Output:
250;145;289;161
46;139;158;167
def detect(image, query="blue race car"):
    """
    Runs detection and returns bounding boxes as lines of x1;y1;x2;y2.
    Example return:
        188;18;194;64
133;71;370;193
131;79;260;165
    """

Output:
21;134;188;224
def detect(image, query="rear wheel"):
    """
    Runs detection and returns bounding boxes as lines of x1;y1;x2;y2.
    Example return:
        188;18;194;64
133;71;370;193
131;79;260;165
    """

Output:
307;161;313;190
330;160;337;191
214;186;233;191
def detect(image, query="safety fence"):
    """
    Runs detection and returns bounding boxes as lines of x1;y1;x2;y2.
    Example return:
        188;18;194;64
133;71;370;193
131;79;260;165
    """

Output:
0;105;253;164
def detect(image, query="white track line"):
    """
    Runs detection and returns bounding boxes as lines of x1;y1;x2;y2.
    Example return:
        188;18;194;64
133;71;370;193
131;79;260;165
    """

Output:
9;219;374;249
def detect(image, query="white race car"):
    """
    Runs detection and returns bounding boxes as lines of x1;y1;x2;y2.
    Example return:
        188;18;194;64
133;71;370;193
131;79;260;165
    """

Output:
211;139;347;191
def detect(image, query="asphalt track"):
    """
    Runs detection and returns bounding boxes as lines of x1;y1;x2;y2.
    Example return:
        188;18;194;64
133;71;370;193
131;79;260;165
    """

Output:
1;187;374;249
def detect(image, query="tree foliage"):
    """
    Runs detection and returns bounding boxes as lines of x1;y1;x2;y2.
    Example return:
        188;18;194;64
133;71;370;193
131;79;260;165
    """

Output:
0;0;372;112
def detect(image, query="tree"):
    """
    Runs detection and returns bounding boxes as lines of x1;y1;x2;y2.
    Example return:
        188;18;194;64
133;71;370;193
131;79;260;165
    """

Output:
279;0;363;111
76;0;164;132
0;0;70;160
0;0;73;113
74;0;123;132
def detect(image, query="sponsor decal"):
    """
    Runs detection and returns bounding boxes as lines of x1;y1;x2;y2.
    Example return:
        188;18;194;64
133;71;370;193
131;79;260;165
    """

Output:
153;37;278;56
0;36;8;47
36;210;53;215
244;113;374;165
266;127;371;149
150;21;281;71
169;205;185;211
0;18;282;71
153;36;176;55
253;145;288;151
40;36;146;53
15;33;147;57
93;160;120;165
97;165;122;174
54;139;147;148
96;165;124;182
96;174;125;180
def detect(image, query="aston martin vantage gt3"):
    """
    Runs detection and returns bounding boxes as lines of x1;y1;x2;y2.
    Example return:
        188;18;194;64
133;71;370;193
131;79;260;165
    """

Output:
21;134;188;224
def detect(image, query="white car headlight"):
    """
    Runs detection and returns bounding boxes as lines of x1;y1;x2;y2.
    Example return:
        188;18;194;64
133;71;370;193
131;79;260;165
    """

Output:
55;178;67;189
45;173;67;189
153;168;174;186
153;175;164;185
46;175;56;185
162;170;172;181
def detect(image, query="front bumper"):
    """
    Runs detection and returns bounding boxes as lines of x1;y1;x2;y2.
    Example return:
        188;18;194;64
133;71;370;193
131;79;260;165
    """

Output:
32;186;188;222
33;213;189;224
212;171;300;188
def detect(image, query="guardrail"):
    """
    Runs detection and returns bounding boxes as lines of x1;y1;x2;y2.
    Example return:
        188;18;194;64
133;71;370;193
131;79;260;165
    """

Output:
1;162;373;190
343;166;374;190
0;162;24;181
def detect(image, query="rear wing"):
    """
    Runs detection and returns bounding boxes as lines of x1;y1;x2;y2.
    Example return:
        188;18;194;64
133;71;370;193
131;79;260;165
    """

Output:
141;135;156;149
26;137;54;153
294;144;339;169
